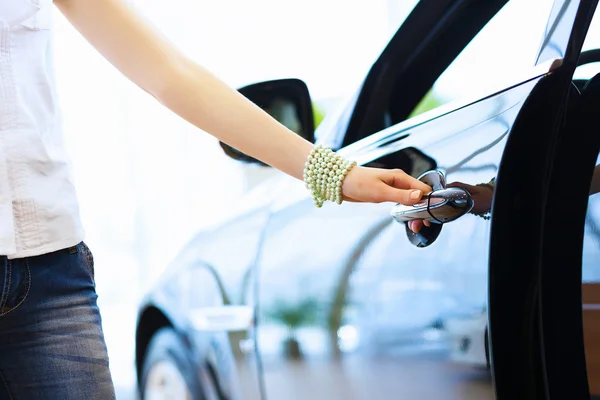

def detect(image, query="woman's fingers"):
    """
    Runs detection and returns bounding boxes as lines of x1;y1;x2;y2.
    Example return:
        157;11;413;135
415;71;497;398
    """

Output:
376;169;431;204
408;219;431;233
409;220;423;233
385;169;432;192
380;185;425;205
338;167;438;232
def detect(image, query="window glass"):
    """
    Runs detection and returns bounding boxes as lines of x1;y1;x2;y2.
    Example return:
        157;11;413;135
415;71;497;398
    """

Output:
409;0;555;119
575;6;600;81
583;5;600;52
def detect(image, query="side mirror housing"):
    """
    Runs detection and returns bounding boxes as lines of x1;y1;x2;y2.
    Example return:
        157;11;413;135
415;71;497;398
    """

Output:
220;78;316;165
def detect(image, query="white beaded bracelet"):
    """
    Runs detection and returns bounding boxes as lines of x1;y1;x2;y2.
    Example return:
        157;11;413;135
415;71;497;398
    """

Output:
303;145;357;207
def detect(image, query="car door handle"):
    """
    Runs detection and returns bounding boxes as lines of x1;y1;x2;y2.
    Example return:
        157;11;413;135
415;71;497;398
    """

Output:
390;187;474;224
390;170;474;248
390;170;474;224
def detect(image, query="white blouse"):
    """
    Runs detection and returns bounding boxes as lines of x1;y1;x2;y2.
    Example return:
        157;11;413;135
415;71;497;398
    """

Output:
0;0;84;258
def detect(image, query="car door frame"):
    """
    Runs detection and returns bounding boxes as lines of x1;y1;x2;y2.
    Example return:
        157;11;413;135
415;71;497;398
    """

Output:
488;0;599;399
340;0;512;147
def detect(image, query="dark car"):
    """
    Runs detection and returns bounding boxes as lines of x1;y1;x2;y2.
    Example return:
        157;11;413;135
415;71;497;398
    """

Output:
134;0;600;399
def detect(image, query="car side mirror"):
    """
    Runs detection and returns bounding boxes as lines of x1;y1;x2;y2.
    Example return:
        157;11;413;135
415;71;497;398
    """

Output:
220;78;316;165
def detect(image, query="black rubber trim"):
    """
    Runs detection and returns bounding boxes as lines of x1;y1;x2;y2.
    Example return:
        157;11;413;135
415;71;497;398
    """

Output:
489;68;572;400
538;75;600;400
426;191;445;224
426;187;471;223
578;48;600;66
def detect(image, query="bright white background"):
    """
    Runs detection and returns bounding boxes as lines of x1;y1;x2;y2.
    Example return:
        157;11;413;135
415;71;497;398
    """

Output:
49;0;600;397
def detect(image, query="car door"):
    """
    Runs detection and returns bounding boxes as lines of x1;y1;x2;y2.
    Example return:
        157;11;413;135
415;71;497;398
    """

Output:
252;0;588;399
575;20;600;397
498;1;600;399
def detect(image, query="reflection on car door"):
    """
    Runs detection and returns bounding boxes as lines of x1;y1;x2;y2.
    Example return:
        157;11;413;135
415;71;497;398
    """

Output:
174;209;269;400
255;67;549;399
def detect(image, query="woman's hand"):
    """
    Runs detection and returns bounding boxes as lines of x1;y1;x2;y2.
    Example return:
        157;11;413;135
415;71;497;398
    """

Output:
407;181;494;233
447;181;493;214
342;167;432;204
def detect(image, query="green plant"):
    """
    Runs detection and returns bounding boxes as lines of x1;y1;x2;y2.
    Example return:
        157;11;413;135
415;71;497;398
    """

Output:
267;298;319;336
312;102;326;129
408;88;446;119
266;298;320;359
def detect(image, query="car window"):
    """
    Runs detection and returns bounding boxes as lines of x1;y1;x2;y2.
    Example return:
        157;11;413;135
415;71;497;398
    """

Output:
574;61;600;81
583;6;600;53
314;1;421;149
408;0;555;119
574;6;600;81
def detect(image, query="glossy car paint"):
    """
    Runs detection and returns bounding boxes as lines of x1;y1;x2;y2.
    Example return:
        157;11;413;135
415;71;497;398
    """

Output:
134;0;598;399
254;62;553;400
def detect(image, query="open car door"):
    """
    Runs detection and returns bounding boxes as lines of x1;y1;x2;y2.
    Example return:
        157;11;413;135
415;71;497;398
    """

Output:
489;0;600;398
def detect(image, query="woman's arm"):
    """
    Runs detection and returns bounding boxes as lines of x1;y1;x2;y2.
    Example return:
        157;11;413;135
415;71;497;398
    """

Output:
55;0;431;204
55;0;312;180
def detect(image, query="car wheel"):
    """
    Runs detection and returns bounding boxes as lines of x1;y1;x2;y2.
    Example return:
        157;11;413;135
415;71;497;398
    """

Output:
141;328;215;400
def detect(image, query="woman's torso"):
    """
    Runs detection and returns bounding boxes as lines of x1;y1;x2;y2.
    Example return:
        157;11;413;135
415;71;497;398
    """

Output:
0;0;84;258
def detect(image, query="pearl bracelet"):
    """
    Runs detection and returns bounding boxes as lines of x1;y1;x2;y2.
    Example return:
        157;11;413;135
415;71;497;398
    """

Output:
303;145;357;207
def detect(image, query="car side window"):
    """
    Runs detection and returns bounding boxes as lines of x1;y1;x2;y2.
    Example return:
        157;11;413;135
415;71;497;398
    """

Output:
574;7;600;83
583;6;600;52
406;0;555;119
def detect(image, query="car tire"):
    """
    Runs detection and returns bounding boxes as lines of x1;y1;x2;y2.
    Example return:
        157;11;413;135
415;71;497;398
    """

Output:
141;327;206;400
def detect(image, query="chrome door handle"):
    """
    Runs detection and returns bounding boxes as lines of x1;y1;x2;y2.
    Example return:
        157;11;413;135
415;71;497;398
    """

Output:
391;187;474;224
391;170;474;224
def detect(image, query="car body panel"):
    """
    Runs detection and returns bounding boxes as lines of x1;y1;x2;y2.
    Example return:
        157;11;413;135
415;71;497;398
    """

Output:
254;67;547;399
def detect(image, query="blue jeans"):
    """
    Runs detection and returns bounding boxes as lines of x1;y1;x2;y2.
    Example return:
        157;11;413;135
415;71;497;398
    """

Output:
0;242;115;399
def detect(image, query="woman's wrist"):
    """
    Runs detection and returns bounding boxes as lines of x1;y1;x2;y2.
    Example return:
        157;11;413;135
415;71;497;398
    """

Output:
475;177;496;192
471;177;496;220
303;145;356;207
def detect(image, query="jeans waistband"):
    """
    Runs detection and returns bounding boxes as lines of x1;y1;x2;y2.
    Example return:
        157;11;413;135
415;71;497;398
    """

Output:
0;242;83;261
